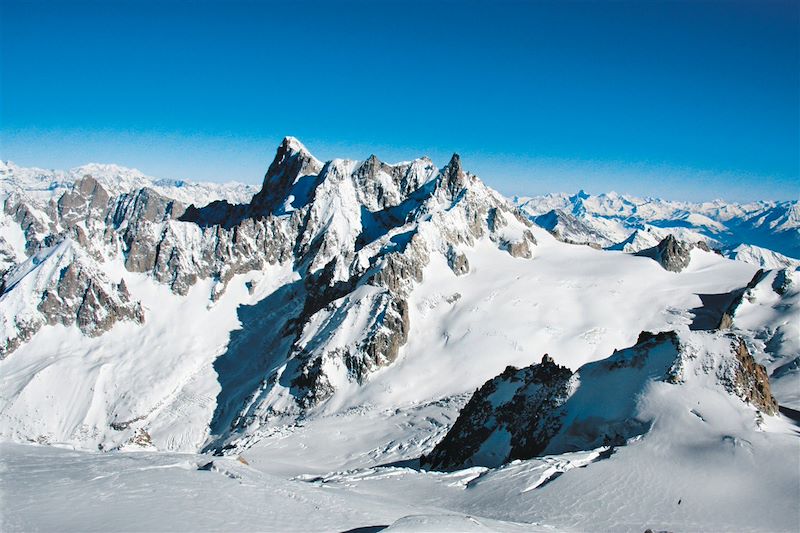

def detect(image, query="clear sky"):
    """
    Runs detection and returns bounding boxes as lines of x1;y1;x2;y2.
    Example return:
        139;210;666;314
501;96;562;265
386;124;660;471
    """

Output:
1;0;798;201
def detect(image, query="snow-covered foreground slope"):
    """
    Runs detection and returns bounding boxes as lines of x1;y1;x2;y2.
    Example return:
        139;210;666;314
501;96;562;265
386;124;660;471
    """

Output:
1;440;553;533
2;382;798;533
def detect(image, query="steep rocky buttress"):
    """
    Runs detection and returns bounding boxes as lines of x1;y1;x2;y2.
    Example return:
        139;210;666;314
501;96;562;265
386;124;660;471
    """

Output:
424;329;779;470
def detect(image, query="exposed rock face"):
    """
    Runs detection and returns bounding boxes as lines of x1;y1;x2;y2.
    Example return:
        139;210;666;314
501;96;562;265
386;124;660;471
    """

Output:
0;240;144;358
440;153;468;200
250;136;324;214
57;175;110;227
717;269;767;330
668;333;778;414
38;257;143;335
424;329;779;471
289;289;411;406
772;268;793;295
730;338;778;415
635;234;694;272
446;246;470;275
503;230;537;258
423;354;573;470
0;239;17;278
703;267;798;409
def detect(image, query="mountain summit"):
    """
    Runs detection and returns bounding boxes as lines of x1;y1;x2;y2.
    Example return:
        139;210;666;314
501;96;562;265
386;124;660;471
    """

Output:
0;139;538;450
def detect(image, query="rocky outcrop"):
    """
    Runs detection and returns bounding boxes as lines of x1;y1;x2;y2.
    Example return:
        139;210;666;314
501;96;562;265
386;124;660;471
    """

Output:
422;354;573;470
635;234;695;272
38;258;143;335
424;329;779;471
446;246;470;275
504;230;537;258
3;193;59;256
717;269;767;330
704;268;798;410
695;240;711;253
289;289;411;406
0;239;17;279
0;239;144;358
668;332;778;414
730;338;778;415
772;268;793;296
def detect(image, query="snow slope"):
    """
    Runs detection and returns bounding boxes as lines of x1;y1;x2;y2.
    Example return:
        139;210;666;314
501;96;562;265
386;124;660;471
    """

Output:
321;230;757;413
0;259;297;451
2;379;797;533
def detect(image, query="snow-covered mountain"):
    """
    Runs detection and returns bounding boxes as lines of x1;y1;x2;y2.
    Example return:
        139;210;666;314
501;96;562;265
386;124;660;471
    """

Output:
1;141;798;531
0;138;538;451
515;190;800;263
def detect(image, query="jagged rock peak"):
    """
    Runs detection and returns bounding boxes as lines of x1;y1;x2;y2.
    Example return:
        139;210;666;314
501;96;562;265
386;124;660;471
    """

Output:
440;153;468;197
251;137;324;213
354;154;383;182
447;152;462;172
280;135;312;155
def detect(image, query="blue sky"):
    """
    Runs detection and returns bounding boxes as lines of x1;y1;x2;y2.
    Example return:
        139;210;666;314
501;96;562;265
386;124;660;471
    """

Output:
1;0;798;201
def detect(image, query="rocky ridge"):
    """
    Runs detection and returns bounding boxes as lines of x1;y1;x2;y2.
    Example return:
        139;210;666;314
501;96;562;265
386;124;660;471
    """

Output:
634;234;700;272
424;329;778;470
0;138;537;441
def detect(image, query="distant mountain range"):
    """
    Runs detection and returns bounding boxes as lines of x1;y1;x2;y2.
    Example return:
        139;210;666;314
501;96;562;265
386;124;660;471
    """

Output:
514;190;799;268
